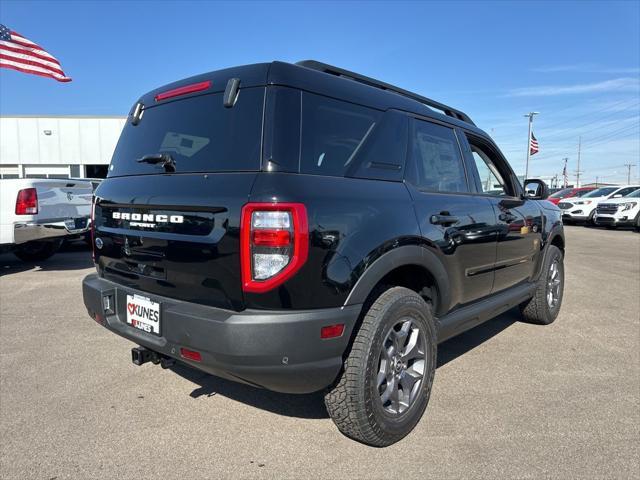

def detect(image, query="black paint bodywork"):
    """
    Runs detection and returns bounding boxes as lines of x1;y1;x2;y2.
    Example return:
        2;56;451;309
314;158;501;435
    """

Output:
85;61;564;392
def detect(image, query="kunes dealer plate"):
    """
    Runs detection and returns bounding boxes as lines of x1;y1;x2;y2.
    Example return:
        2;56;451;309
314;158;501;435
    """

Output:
126;294;161;335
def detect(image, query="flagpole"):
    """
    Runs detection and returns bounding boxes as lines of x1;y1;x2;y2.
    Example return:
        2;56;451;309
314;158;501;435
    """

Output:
523;112;539;180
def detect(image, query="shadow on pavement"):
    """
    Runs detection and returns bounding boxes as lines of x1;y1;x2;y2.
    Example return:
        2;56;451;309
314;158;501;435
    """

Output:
171;308;519;419
0;241;93;276
437;307;519;368
171;363;331;419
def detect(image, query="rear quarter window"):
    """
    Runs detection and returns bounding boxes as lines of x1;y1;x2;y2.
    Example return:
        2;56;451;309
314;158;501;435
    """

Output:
300;93;382;177
265;89;407;180
108;87;265;177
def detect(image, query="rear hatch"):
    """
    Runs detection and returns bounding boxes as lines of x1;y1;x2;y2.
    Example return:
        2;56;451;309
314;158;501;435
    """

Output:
94;70;267;311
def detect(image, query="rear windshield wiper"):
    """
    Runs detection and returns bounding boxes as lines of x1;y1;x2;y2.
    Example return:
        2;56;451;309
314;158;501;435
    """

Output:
137;153;176;173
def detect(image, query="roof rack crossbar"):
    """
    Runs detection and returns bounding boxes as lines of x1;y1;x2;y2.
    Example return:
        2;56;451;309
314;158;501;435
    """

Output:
296;60;475;126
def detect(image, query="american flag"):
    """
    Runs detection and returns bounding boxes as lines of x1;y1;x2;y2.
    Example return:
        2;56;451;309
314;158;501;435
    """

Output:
529;131;539;156
0;24;71;82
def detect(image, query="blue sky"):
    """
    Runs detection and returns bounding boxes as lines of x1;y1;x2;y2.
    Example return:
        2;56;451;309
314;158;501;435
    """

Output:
1;0;639;184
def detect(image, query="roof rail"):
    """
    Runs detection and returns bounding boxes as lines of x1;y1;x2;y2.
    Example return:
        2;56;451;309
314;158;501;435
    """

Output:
296;60;475;126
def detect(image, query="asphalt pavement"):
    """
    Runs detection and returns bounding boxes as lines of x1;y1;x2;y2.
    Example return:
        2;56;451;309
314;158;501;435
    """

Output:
1;227;638;479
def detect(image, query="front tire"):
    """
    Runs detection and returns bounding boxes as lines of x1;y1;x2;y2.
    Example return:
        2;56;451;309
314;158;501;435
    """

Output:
324;287;437;447
13;239;62;262
520;245;564;325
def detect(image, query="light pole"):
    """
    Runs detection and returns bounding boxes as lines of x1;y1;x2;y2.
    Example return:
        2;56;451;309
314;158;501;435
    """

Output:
524;112;539;180
576;136;582;187
624;163;636;184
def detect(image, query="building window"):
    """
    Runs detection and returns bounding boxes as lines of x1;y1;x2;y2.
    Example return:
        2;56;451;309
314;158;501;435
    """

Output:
84;165;109;178
0;165;20;178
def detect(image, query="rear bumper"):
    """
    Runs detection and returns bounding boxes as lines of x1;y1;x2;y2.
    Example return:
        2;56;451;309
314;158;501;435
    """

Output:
14;217;90;245
82;274;361;394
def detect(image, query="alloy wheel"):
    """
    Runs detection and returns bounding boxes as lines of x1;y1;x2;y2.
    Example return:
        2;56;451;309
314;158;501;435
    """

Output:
376;318;426;415
547;259;562;309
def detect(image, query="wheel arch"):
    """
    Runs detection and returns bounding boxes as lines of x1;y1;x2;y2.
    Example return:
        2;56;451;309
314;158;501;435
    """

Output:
344;245;450;316
532;224;565;281
550;233;565;253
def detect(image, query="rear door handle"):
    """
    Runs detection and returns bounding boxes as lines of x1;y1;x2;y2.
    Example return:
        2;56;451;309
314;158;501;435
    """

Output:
430;214;459;226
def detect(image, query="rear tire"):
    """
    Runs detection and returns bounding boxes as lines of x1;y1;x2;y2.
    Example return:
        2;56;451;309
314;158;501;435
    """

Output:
520;245;564;325
324;287;437;447
14;240;62;262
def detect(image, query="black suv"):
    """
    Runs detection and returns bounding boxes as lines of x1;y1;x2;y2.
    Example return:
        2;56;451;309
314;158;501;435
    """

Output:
83;61;565;447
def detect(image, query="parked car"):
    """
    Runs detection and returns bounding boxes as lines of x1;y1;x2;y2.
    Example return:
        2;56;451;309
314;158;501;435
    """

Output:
82;60;565;447
70;177;103;192
559;185;640;224
594;188;640;230
0;178;92;261
68;178;103;243
547;186;596;205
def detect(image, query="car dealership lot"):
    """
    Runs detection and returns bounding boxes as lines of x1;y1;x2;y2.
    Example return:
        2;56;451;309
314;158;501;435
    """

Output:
1;227;638;479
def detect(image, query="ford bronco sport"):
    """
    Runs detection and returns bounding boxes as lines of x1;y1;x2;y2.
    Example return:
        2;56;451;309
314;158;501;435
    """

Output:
83;61;565;447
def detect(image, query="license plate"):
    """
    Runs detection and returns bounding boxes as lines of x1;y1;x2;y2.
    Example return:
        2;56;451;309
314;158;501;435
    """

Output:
126;294;161;335
65;218;87;231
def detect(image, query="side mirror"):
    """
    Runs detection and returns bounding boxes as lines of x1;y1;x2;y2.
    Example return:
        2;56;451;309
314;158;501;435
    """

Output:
612;194;623;198
523;179;550;200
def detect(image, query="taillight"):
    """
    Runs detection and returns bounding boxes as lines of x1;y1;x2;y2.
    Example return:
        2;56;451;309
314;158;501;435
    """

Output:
240;203;308;293
15;188;38;215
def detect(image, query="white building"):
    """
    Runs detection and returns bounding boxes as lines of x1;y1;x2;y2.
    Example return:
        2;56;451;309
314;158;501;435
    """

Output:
0;116;126;179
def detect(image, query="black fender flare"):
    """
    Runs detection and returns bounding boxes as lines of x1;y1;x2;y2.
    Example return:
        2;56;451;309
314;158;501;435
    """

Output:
534;223;565;280
343;245;450;315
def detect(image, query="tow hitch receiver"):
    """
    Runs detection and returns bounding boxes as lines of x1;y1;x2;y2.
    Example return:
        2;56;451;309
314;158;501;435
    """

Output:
131;346;176;369
131;346;154;365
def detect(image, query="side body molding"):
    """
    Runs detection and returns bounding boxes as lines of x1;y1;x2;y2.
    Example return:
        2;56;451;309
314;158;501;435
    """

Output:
344;245;451;316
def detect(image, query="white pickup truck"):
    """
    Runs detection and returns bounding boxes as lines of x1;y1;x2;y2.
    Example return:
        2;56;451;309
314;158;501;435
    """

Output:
0;178;93;261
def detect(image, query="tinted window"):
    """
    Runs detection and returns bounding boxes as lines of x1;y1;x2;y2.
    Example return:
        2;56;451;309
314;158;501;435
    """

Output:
346;110;408;182
470;147;507;196
300;93;381;177
615;187;639;197
109;88;264;177
550;188;573;198
409;120;468;193
575;189;593;197
584;187;617;197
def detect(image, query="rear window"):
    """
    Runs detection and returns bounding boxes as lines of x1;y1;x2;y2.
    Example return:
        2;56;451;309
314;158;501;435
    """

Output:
108;87;264;177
